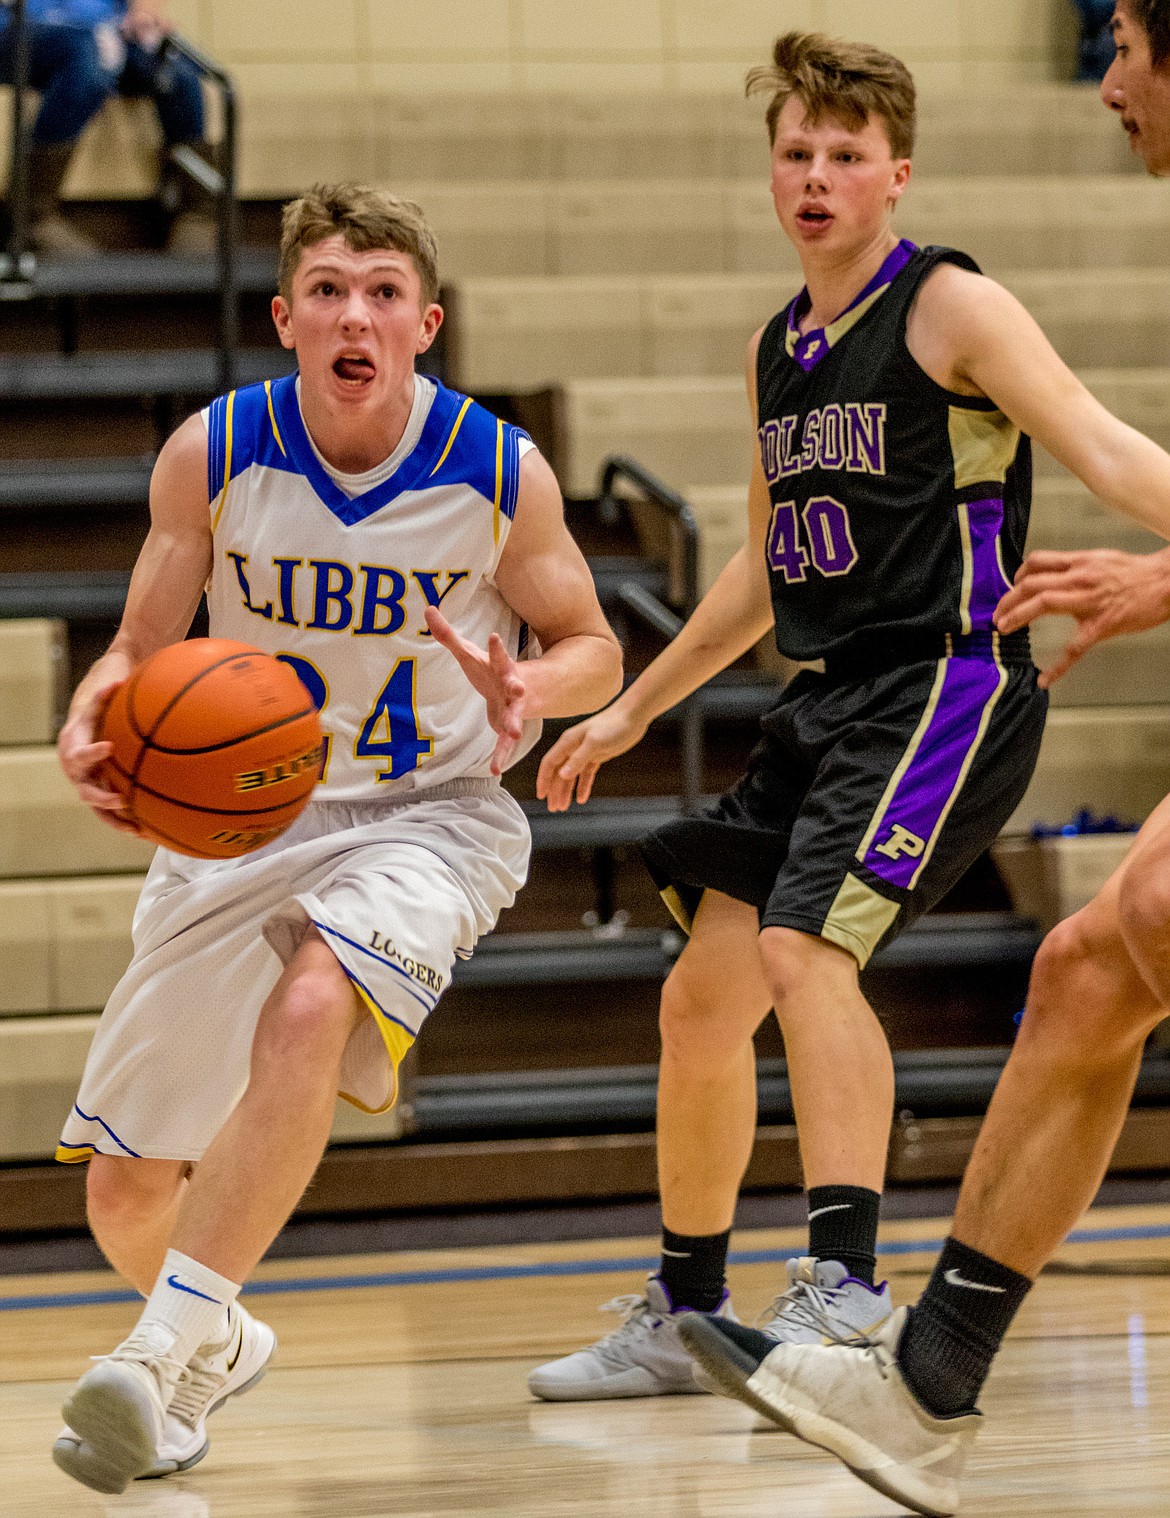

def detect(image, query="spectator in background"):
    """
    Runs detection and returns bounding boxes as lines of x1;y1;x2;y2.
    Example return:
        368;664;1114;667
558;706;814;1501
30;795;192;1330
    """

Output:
0;0;213;256
1074;0;1118;79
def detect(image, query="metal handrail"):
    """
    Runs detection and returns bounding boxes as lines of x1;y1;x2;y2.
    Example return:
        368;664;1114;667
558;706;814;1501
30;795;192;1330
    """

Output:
162;32;238;391
1;19;238;388
598;454;704;811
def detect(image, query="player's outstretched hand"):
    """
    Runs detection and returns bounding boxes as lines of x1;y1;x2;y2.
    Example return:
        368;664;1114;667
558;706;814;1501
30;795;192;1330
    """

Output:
57;679;141;833
536;702;648;813
995;548;1170;688
425;606;527;775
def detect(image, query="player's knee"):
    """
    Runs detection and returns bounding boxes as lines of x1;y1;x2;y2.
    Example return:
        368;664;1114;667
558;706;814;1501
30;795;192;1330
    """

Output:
1022;901;1151;1052
86;1155;183;1232
758;926;849;1013
254;964;358;1070
659;965;743;1066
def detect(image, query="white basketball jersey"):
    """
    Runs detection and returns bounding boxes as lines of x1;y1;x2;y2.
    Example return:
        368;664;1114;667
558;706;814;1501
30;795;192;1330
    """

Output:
204;374;539;800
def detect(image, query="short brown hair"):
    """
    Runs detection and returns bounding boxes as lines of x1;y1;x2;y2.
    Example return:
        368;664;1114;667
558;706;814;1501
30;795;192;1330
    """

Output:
1124;0;1170;67
746;31;916;159
278;184;440;305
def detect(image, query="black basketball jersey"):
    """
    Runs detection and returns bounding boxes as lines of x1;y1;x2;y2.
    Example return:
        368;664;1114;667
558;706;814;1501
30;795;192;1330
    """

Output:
755;240;1032;666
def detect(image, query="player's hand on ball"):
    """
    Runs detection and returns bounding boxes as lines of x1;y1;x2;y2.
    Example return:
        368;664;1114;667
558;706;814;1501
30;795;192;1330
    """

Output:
425;606;528;776
57;679;141;833
995;548;1170;688
536;703;649;812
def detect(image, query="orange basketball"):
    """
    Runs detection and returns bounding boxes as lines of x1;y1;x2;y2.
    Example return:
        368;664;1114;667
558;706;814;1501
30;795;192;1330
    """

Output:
96;639;324;860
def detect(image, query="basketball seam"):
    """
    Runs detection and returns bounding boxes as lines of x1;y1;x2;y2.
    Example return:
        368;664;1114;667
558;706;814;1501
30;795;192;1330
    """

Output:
132;648;276;751
103;648;316;836
123;647;259;804
141;706;318;756
115;770;317;819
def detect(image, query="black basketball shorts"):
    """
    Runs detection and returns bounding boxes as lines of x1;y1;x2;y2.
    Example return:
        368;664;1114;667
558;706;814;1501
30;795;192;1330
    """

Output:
642;642;1048;968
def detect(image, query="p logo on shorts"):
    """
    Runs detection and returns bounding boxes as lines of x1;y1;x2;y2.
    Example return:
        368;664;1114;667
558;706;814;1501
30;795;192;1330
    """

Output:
872;824;926;862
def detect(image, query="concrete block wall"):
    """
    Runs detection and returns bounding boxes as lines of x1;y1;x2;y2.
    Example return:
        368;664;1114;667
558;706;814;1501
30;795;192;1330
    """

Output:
161;0;1081;96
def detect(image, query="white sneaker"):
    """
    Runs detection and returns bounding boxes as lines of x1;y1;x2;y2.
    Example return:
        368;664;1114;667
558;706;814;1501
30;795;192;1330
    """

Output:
166;1302;277;1448
757;1257;893;1346
53;1413;208;1487
528;1275;735;1401
58;1321;182;1493
54;1304;276;1493
678;1306;980;1517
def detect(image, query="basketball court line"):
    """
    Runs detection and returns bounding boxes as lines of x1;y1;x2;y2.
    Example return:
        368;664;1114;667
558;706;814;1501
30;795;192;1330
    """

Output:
3;1220;1170;1313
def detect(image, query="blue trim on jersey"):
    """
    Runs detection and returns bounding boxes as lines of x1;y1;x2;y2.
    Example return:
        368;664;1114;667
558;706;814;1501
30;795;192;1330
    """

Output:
253;374;528;526
310;917;439;1015
207;390;225;503
68;1103;143;1158
427;394;530;522
207;382;295;509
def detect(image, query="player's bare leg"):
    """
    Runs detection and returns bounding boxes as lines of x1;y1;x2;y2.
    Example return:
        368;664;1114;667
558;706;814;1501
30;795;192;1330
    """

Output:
86;1157;189;1294
1115;793;1170;1011
952;873;1164;1277
528;893;768;1400
656;890;773;1236
759;928;893;1194
881;799;1170;1436
169;928;364;1281
59;926;360;1490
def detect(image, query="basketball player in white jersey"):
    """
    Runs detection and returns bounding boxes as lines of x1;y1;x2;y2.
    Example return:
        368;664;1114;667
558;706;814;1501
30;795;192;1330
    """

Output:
51;183;622;1493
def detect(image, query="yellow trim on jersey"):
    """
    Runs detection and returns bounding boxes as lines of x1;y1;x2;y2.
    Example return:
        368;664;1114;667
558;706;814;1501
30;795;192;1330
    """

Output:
956;501;975;636
660;885;695;936
264;379;286;456
55;1142;96;1164
337;983;417;1114
493;418;504;544
948;405;1019;490
785;282;893;358
429;395;474;478
821;873;901;969
210;389;236;533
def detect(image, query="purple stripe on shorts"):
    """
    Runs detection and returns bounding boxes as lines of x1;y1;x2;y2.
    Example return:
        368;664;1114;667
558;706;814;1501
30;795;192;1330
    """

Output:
965;497;1011;631
862;658;1004;891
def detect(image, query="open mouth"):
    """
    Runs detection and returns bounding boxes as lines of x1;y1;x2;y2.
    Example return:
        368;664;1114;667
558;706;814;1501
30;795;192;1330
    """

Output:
333;355;376;383
796;207;833;230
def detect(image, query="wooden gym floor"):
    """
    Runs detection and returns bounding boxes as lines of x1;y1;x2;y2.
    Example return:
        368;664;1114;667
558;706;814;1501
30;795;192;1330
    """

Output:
3;1205;1170;1517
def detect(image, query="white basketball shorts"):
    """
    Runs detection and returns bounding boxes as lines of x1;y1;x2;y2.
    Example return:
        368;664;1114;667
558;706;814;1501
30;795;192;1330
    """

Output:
57;778;530;1164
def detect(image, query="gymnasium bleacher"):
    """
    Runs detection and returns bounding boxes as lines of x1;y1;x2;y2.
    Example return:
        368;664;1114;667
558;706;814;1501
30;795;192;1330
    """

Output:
5;4;1170;1242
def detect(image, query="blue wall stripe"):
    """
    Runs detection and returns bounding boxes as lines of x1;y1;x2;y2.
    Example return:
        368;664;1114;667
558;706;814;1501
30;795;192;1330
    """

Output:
3;1222;1169;1314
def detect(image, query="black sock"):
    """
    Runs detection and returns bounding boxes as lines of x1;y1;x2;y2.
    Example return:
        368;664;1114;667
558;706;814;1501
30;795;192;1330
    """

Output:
806;1185;881;1285
658;1226;730;1311
898;1237;1033;1417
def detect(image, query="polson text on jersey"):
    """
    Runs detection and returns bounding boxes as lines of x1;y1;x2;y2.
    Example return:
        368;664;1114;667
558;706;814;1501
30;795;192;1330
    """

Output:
758;403;887;484
224;552;470;635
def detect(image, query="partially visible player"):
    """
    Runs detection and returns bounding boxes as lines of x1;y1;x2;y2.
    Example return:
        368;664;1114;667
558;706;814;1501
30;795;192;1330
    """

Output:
51;183;622;1493
673;7;1170;1516
531;21;1170;1443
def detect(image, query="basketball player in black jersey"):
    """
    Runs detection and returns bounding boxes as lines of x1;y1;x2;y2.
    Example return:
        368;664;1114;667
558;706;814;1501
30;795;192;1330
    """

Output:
665;9;1170;1517
528;26;1170;1472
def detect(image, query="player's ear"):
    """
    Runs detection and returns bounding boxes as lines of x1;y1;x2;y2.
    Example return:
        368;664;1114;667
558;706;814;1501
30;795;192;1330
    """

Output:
888;158;912;204
272;294;296;351
416;302;444;355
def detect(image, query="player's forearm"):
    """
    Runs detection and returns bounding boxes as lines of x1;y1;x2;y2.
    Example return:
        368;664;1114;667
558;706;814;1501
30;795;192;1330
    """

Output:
613;556;774;727
1073;422;1170;542
521;633;623;719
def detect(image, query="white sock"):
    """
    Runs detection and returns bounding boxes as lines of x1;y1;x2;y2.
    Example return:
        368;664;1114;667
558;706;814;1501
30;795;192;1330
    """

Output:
136;1249;242;1368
